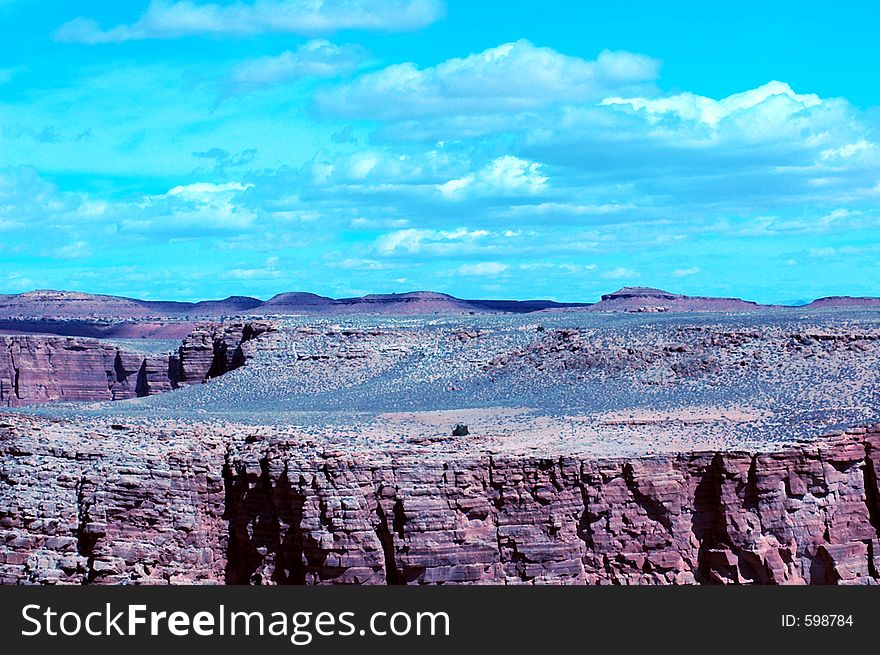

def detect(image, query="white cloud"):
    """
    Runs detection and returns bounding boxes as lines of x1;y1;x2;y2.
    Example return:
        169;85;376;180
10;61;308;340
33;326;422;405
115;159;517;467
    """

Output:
500;202;632;218
809;247;837;258
601;267;640;280
165;180;251;199
227;40;367;92
316;40;659;121
330;257;392;270
559;263;597;273
55;0;444;43
376;227;490;254
820;138;874;161
123;181;256;233
672;266;700;277
0;166;85;231
438;155;547;199
455;261;508;276
602;80;821;128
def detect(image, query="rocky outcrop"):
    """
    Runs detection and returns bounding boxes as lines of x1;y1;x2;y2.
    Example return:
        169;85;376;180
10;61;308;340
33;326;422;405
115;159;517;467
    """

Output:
178;322;274;384
3;419;878;585
0;322;274;406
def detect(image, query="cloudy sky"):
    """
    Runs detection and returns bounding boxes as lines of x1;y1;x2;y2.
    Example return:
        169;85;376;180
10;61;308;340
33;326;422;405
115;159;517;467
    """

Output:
1;1;879;302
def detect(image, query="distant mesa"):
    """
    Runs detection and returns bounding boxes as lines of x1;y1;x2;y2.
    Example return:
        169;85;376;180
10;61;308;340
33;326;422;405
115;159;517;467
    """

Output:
0;289;263;320
259;291;590;316
803;296;880;309
0;289;589;322
262;291;469;315
0;287;878;328
601;287;682;301
588;287;770;313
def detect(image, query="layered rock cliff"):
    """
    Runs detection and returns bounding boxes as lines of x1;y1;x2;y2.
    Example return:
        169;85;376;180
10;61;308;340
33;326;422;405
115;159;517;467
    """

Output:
0;322;274;406
1;419;878;585
0;416;228;584
222;427;880;585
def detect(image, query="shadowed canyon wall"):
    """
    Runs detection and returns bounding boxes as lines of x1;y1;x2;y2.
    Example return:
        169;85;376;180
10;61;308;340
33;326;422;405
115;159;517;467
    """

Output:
0;322;274;406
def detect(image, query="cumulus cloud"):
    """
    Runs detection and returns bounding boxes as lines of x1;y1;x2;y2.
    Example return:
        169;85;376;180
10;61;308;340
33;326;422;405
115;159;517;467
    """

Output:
316;40;660;121
55;0;444;43
227;40;368;93
820;139;874;161
8;29;880;301
602;80;820;128
123;181;256;233
307;44;880;237
438;156;547;199
192;147;258;174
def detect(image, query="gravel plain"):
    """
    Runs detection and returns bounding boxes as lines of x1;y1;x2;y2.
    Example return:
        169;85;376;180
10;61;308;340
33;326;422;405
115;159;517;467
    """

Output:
11;308;880;459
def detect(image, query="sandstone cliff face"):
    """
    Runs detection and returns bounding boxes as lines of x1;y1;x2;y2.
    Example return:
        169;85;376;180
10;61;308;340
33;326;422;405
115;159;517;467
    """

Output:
0;418;228;584
222;428;880;585
0;337;118;406
2;420;878;585
0;322;274;407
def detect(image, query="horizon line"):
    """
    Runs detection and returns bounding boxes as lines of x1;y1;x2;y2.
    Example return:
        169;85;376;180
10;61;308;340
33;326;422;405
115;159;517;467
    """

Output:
1;285;878;308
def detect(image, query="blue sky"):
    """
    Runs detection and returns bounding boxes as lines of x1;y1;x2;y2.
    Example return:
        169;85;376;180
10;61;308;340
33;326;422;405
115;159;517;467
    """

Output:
1;1;879;303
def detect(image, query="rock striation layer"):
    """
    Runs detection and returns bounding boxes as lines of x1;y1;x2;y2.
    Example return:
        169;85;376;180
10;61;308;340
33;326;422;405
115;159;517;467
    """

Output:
0;322;274;406
2;419;878;585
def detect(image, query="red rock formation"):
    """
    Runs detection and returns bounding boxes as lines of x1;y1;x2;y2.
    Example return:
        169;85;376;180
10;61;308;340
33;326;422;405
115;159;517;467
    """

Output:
0;321;274;406
0;416;228;584
178;322;274;384
0;336;118;405
2;419;877;585
222;428;880;585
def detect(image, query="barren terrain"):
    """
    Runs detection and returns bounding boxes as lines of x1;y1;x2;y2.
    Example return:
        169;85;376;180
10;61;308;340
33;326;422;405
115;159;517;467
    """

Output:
2;304;880;584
